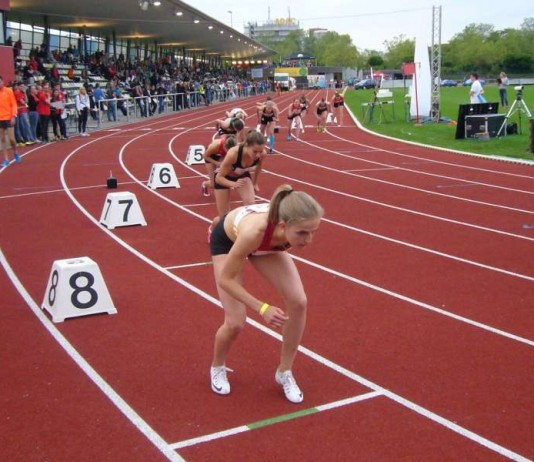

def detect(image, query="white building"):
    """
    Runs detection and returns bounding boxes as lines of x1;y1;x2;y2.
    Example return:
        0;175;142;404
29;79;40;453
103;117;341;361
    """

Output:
245;17;300;43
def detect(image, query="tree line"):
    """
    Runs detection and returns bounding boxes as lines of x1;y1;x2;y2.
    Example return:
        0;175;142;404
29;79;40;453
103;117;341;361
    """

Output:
258;17;534;77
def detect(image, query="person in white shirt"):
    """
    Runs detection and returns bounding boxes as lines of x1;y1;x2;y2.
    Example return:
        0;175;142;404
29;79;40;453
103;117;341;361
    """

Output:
469;73;485;104
75;86;91;136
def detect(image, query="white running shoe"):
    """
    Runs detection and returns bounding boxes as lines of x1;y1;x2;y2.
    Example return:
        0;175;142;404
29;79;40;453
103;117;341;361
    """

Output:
275;370;303;403
211;366;230;395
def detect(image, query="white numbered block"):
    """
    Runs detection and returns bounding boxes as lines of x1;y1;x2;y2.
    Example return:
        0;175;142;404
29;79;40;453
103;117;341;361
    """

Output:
147;163;180;189
99;191;147;230
41;257;117;323
186;145;206;165
326;113;337;124
291;118;304;130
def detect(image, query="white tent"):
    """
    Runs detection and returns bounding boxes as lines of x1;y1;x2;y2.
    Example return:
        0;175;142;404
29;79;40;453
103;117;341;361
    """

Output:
409;35;432;121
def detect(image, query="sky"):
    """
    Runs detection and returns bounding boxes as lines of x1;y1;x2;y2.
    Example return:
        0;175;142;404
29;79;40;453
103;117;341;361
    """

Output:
185;0;532;51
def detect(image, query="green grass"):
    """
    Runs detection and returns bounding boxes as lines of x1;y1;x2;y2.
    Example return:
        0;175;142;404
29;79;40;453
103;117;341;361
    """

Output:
345;85;534;161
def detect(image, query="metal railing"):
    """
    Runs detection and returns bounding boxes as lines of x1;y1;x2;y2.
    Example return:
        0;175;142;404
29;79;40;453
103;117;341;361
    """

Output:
59;86;270;136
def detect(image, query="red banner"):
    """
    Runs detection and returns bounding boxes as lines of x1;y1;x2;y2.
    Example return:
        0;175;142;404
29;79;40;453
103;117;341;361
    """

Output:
403;62;416;75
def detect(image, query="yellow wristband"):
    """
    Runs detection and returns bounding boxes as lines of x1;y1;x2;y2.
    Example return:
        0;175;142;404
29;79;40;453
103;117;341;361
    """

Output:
259;303;270;315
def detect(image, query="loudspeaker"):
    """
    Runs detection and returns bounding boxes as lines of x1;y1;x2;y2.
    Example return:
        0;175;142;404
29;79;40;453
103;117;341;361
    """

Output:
464;114;505;139
456;103;499;139
506;122;518;135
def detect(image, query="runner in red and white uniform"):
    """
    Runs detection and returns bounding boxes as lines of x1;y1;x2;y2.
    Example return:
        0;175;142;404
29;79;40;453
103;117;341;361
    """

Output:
209;184;324;403
331;91;345;126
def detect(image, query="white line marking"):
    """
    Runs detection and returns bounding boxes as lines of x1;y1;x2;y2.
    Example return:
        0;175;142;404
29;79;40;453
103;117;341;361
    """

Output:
0;248;184;462
170;391;382;450
343;105;534;172
164;261;212;270
9;96;529;461
275;149;534;214
265;168;534;242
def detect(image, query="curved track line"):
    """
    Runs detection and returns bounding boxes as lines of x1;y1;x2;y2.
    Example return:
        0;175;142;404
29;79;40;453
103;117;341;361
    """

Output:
345;99;534;170
266;168;534;242
0;248;185;462
278;139;534;211
101;113;534;345
58;139;532;462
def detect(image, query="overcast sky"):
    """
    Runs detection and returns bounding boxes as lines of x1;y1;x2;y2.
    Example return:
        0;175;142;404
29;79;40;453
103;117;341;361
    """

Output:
185;0;532;51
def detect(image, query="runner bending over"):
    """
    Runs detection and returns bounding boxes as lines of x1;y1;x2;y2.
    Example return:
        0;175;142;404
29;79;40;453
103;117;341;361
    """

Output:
210;184;324;403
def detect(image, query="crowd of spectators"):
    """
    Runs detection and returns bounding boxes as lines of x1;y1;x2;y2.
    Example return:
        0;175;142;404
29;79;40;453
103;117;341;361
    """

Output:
13;40;271;104
6;39;273;143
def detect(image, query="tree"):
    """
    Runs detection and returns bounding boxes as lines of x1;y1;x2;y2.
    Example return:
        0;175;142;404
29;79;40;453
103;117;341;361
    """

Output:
368;55;384;68
312;32;360;67
383;35;414;69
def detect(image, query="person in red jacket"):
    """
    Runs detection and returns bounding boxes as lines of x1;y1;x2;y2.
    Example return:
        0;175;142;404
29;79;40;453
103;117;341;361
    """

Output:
37;82;52;143
0;76;21;167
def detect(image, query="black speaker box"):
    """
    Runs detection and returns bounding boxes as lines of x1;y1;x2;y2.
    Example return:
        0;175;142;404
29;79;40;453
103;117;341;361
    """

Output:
455;103;499;139
464;114;506;138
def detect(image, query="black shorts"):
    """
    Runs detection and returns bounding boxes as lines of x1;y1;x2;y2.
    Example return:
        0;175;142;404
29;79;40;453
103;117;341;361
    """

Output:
210;216;234;255
333;103;344;108
0;120;12;129
287;113;301;120
218;128;235;136
261;114;274;125
317;108;327;115
214;171;251;190
208;154;222;162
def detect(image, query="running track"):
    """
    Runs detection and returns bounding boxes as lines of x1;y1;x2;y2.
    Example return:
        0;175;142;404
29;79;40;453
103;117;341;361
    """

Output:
1;90;533;461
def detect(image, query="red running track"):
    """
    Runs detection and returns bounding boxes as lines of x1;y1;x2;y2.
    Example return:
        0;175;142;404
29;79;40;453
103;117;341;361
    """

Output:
1;90;533;461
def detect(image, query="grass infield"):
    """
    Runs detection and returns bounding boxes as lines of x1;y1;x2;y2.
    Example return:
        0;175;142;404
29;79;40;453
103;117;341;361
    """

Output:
345;84;534;161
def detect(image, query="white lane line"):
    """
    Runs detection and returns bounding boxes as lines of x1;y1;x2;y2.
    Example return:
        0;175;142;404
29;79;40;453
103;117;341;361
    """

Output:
165;261;212;270
0;248;185;462
275;148;534;214
13;100;528;461
170;391;382;450
265;168;534;242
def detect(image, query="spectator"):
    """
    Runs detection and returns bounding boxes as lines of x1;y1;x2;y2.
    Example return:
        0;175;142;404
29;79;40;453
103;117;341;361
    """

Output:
14;83;36;145
497;72;509;108
469;72;485;104
50;87;68;140
0;76;21;167
93;83;105;113
75;86;90;136
37;81;52;143
26;84;40;141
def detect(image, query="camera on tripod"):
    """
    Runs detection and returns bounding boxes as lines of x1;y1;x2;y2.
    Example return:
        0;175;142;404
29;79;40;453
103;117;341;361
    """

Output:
497;84;531;136
514;85;524;99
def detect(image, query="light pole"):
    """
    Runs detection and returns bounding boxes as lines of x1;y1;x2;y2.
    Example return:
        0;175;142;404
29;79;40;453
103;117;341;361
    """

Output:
227;10;233;28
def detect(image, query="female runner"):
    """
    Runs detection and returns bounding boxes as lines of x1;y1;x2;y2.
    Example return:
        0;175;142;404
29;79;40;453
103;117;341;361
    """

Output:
208;130;267;239
201;135;237;196
210;184;324;403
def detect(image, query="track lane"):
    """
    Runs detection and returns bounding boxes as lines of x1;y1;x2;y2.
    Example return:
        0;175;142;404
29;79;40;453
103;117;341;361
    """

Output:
2;92;532;460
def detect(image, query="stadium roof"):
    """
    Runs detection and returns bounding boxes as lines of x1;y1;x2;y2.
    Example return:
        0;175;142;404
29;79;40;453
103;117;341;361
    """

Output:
8;0;274;59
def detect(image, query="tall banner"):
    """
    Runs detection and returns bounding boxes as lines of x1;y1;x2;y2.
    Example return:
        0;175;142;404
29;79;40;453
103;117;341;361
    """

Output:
409;36;432;121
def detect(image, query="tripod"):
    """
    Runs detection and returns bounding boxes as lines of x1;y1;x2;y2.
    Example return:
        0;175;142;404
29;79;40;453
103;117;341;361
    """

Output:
497;91;532;136
363;90;383;124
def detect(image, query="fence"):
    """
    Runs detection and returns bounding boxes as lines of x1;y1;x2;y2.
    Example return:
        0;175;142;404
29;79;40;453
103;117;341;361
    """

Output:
53;85;269;137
